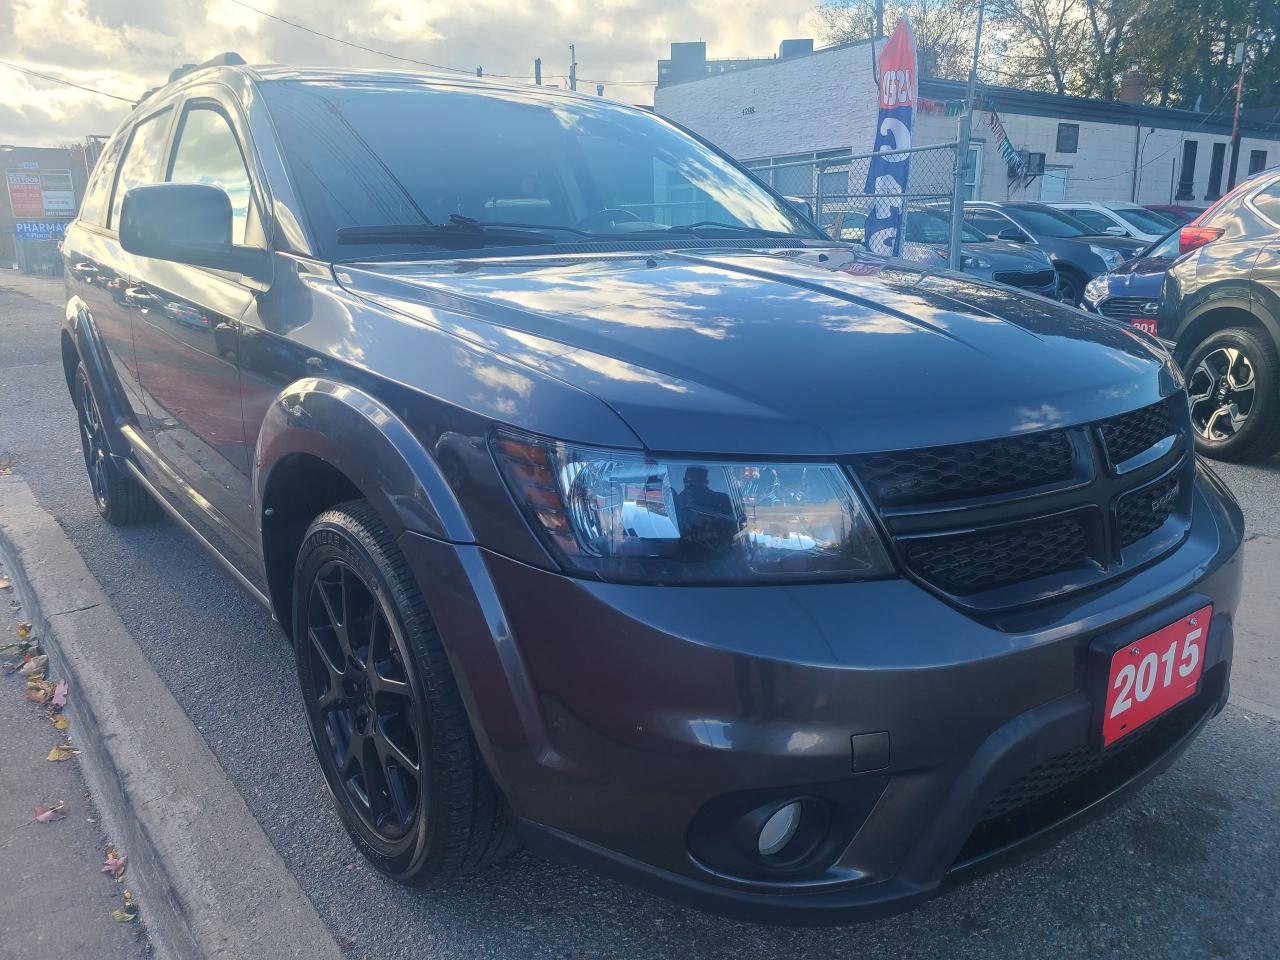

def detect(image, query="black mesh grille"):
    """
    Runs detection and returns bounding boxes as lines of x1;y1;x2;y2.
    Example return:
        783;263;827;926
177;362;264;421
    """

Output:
1117;474;1180;546
1098;296;1156;321
853;432;1074;506
993;269;1056;289
1100;400;1173;466
903;515;1090;594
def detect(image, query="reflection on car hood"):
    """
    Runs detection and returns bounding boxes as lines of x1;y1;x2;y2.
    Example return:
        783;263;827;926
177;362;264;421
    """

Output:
339;246;1173;455
957;240;1053;267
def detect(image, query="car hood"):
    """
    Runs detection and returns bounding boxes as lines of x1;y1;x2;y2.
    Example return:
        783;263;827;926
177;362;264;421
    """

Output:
1076;234;1147;254
339;246;1175;455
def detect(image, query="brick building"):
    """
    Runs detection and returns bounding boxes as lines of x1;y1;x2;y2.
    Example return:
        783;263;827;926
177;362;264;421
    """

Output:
654;39;1280;206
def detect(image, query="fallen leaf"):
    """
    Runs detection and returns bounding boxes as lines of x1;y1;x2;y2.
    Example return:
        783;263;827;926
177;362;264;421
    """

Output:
34;803;67;823
103;852;127;879
17;622;31;640
1;661;16;676
0;576;11;590
19;655;48;677
111;889;137;923
46;743;78;762
26;679;54;704
50;713;69;730
51;679;68;708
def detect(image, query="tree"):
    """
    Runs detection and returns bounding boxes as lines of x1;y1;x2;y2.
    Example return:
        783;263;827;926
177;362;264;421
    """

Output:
814;0;982;80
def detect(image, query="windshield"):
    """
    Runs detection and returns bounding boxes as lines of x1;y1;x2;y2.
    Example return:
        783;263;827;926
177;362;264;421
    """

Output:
1144;229;1182;259
905;212;986;244
1008;205;1093;238
1114;206;1177;234
260;80;817;259
1061;208;1118;235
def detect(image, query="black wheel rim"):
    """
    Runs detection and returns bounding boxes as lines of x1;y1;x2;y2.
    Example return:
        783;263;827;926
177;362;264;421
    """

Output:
76;373;109;511
304;560;422;842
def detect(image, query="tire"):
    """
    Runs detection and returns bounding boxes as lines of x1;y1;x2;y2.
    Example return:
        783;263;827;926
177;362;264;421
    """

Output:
293;500;516;884
1183;326;1280;462
73;363;159;525
1056;269;1085;306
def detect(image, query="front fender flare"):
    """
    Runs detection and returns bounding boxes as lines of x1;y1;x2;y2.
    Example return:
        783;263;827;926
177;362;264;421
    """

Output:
65;296;133;458
253;377;474;544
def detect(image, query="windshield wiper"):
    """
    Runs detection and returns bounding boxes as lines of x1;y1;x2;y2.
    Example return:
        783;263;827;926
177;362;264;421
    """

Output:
648;220;801;239
336;214;576;248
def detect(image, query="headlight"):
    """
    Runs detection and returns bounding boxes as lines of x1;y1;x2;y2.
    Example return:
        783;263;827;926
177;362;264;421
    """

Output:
492;430;893;584
1089;244;1123;270
1083;277;1107;303
960;254;992;269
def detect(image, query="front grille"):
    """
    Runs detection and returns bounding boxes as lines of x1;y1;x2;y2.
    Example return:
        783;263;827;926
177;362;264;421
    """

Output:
853;432;1074;506
1098;296;1157;321
993;268;1056;289
904;515;1090;595
853;396;1191;607
1116;474;1179;546
1100;399;1173;466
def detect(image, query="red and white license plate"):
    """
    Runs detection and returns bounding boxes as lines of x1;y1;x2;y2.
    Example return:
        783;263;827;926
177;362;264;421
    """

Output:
1102;605;1210;746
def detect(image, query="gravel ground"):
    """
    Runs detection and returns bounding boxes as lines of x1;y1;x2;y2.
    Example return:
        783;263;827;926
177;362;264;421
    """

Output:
2;281;1278;959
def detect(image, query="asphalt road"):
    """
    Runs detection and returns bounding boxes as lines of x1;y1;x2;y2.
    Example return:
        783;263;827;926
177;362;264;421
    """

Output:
2;279;1278;960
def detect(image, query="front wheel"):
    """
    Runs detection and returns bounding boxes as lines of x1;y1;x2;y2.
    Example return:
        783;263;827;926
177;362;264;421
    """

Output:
293;500;516;884
1183;326;1280;462
74;363;159;525
1056;269;1084;306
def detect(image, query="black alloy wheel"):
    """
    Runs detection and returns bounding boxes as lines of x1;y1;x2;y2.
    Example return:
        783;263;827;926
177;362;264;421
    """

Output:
1183;327;1280;462
1056;270;1084;306
293;501;516;884
74;363;158;525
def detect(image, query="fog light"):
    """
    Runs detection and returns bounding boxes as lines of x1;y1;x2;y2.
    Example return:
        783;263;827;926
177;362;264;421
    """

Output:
757;801;802;857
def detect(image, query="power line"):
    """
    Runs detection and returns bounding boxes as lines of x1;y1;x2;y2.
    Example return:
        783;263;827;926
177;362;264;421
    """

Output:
0;59;137;103
223;0;656;89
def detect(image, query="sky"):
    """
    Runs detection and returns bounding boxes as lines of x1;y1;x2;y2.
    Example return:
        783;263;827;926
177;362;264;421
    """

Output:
1;0;821;146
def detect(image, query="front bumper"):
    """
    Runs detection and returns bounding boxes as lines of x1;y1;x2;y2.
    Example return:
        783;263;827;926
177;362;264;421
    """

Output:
398;466;1243;924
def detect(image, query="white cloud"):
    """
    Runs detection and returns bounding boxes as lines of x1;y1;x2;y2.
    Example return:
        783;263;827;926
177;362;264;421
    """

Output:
1;0;817;145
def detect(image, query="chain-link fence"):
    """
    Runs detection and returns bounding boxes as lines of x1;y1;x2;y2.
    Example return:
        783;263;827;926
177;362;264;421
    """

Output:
745;142;961;264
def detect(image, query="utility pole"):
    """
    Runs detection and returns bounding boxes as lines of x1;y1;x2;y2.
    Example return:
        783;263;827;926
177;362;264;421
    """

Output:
596;83;605;97
949;0;985;270
569;44;577;92
476;67;483;77
874;0;885;39
534;58;542;85
1226;38;1247;191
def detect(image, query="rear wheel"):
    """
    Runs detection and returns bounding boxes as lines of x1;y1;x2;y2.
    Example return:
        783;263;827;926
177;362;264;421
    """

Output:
1183;326;1280;462
74;363;158;525
293;500;516;884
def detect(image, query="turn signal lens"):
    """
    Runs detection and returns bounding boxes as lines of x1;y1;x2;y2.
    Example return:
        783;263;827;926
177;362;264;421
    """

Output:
492;430;893;584
1178;225;1223;255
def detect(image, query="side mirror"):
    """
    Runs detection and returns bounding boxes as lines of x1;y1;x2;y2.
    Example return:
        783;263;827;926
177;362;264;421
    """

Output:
120;183;268;282
1104;225;1129;237
997;227;1026;243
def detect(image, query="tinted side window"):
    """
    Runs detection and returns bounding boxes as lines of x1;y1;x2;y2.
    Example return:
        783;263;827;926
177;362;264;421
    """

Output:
168;107;254;244
109;109;173;230
966;209;1011;238
79;135;126;227
1253;183;1280;225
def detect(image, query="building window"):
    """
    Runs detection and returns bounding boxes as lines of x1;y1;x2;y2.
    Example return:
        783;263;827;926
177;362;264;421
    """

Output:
1055;123;1079;154
964;142;983;199
1206;141;1226;200
1250;150;1268;176
1176;140;1198;201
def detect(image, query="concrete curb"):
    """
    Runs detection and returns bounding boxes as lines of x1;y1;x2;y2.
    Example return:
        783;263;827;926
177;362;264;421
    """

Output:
0;474;345;960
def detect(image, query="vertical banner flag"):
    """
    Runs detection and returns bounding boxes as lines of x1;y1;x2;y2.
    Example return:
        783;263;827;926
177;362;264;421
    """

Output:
863;18;917;256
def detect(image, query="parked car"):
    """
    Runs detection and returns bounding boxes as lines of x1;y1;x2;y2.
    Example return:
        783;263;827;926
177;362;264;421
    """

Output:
1047;201;1178;243
826;209;1056;296
960;201;1146;304
61;57;1244;924
1145;203;1207;225
1082;229;1181;335
1159;167;1280;461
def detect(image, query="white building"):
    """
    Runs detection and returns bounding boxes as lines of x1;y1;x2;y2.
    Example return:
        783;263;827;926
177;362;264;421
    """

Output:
654;39;1280;206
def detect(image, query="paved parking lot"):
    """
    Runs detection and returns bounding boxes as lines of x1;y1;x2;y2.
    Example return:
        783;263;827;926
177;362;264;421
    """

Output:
2;279;1278;959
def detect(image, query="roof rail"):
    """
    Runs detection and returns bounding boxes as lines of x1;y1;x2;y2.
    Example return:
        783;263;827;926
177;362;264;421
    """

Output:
137;52;247;104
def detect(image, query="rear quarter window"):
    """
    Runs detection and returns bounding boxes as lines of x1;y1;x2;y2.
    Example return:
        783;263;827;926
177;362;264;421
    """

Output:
78;134;126;228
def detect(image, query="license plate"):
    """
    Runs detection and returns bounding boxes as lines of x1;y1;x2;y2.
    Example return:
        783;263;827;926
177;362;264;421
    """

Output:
1102;605;1210;747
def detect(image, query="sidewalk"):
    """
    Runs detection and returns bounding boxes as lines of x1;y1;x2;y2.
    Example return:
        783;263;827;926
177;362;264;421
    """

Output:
0;556;148;957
